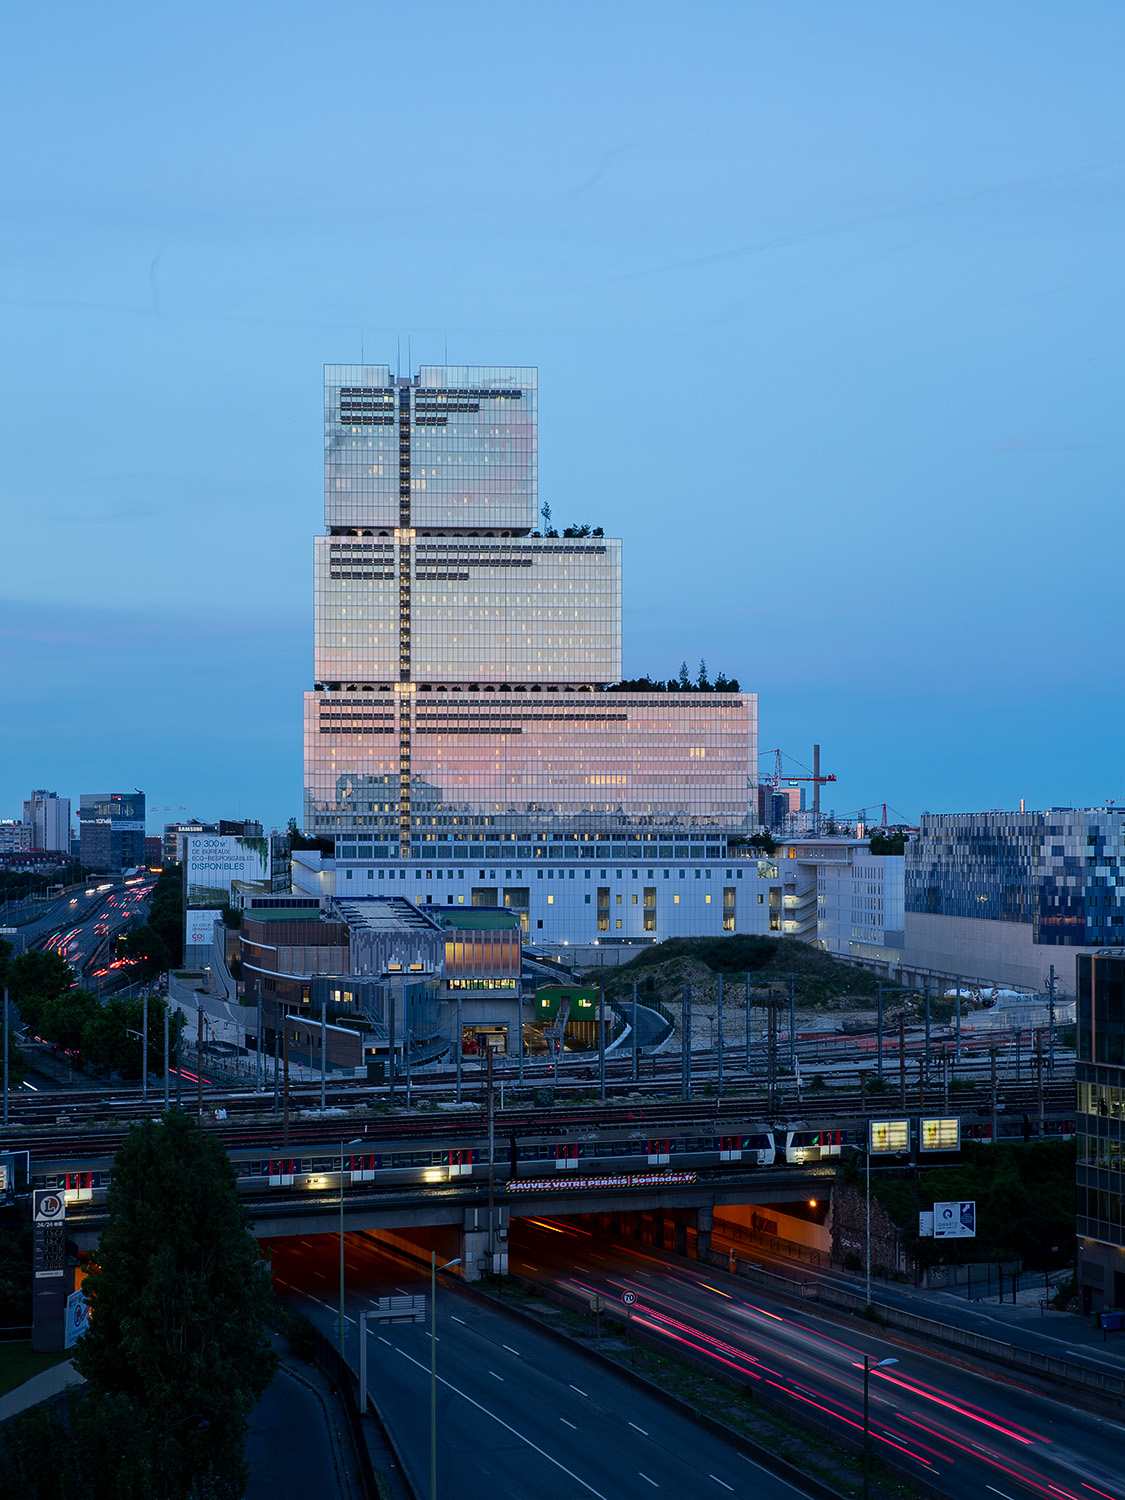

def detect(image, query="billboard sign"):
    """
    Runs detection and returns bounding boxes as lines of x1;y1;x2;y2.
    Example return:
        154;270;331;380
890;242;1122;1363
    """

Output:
65;1289;90;1348
33;1188;66;1279
934;1200;976;1239
185;910;221;948
186;835;269;908
0;1150;28;1204
869;1119;910;1154
920;1117;961;1153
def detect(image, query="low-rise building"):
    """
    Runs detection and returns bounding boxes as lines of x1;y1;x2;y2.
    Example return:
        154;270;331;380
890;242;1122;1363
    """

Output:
434;906;524;1056
292;846;794;950
0;820;30;853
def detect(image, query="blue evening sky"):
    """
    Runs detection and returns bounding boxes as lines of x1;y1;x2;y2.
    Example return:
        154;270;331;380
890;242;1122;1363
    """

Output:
2;2;1123;833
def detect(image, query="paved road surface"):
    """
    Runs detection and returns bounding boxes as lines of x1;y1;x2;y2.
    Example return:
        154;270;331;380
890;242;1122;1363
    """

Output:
268;1233;805;1500
511;1217;1125;1500
711;1223;1125;1385
245;1356;352;1500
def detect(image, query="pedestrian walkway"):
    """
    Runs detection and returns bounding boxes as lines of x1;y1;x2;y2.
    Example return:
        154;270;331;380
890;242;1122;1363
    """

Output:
0;1359;84;1424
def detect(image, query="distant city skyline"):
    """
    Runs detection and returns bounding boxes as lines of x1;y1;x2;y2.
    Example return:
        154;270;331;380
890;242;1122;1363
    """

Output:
2;3;1123;831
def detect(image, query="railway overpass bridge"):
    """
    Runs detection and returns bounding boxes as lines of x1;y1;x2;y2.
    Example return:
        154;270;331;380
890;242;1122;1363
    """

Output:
65;1164;836;1276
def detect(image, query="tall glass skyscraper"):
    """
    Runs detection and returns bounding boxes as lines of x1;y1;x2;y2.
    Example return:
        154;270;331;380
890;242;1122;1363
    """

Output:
304;365;756;871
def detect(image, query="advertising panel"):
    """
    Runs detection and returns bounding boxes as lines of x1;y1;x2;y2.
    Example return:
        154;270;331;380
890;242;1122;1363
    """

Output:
869;1119;910;1154
185;910;221;948
65;1289;90;1348
920;1117;961;1152
933;1200;976;1239
186;834;270;908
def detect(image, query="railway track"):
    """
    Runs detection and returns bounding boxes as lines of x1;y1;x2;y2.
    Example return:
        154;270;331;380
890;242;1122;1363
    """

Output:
7;1075;1077;1162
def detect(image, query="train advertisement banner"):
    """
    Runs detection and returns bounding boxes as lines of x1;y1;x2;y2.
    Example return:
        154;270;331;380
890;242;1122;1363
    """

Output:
186;835;270;908
508;1171;697;1194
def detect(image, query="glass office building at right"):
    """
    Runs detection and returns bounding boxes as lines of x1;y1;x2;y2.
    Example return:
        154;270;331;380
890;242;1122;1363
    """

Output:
1077;950;1125;1312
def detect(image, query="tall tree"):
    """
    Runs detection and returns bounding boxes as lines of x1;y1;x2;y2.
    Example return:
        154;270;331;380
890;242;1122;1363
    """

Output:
73;1113;278;1499
4;950;74;1030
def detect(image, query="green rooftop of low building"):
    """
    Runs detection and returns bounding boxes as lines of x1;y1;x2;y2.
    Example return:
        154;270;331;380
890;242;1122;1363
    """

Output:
431;906;522;933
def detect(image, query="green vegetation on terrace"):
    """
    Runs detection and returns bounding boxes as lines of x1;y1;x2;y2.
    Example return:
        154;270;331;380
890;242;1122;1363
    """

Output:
590;935;905;1009
615;658;740;693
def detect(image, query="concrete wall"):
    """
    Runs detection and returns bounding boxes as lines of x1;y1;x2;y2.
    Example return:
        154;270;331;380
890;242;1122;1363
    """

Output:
713;1201;830;1253
903;911;1089;995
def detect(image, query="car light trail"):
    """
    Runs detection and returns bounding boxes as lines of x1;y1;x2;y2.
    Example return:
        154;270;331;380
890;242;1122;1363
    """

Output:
874;1369;1040;1444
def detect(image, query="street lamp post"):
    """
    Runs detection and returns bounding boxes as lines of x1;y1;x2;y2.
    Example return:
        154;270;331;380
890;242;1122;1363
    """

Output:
865;1135;872;1309
2;986;8;1130
339;1136;364;1357
863;1355;898;1500
431;1253;462;1500
717;972;723;1098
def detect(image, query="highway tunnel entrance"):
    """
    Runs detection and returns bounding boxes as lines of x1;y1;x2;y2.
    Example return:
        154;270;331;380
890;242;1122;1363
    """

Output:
509;1193;832;1270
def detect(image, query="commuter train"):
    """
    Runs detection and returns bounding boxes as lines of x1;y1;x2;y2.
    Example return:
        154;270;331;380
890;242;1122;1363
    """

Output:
35;1112;1073;1211
36;1124;850;1209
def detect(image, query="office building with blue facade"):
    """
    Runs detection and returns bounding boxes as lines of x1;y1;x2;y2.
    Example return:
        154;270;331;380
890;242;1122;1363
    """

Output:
78;791;146;873
902;808;1125;992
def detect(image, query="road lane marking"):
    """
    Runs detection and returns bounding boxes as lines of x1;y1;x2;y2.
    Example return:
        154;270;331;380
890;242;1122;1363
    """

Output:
570;1385;588;1396
561;1418;577;1429
392;1346;607;1499
640;1475;658;1487
710;1479;733;1491
378;1337;392;1346
629;1422;648;1435
310;1296;354;1323
490;1371;504;1381
451;1315;466;1324
987;1489;1018;1500
503;1345;521;1356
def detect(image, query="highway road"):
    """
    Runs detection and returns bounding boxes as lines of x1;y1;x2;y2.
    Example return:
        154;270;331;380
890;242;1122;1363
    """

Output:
509;1219;1125;1500
38;877;154;986
268;1233;808;1500
710;1223;1125;1387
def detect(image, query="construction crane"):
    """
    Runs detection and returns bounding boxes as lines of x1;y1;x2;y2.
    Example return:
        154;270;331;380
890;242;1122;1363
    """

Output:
853;803;890;830
762;745;837;820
